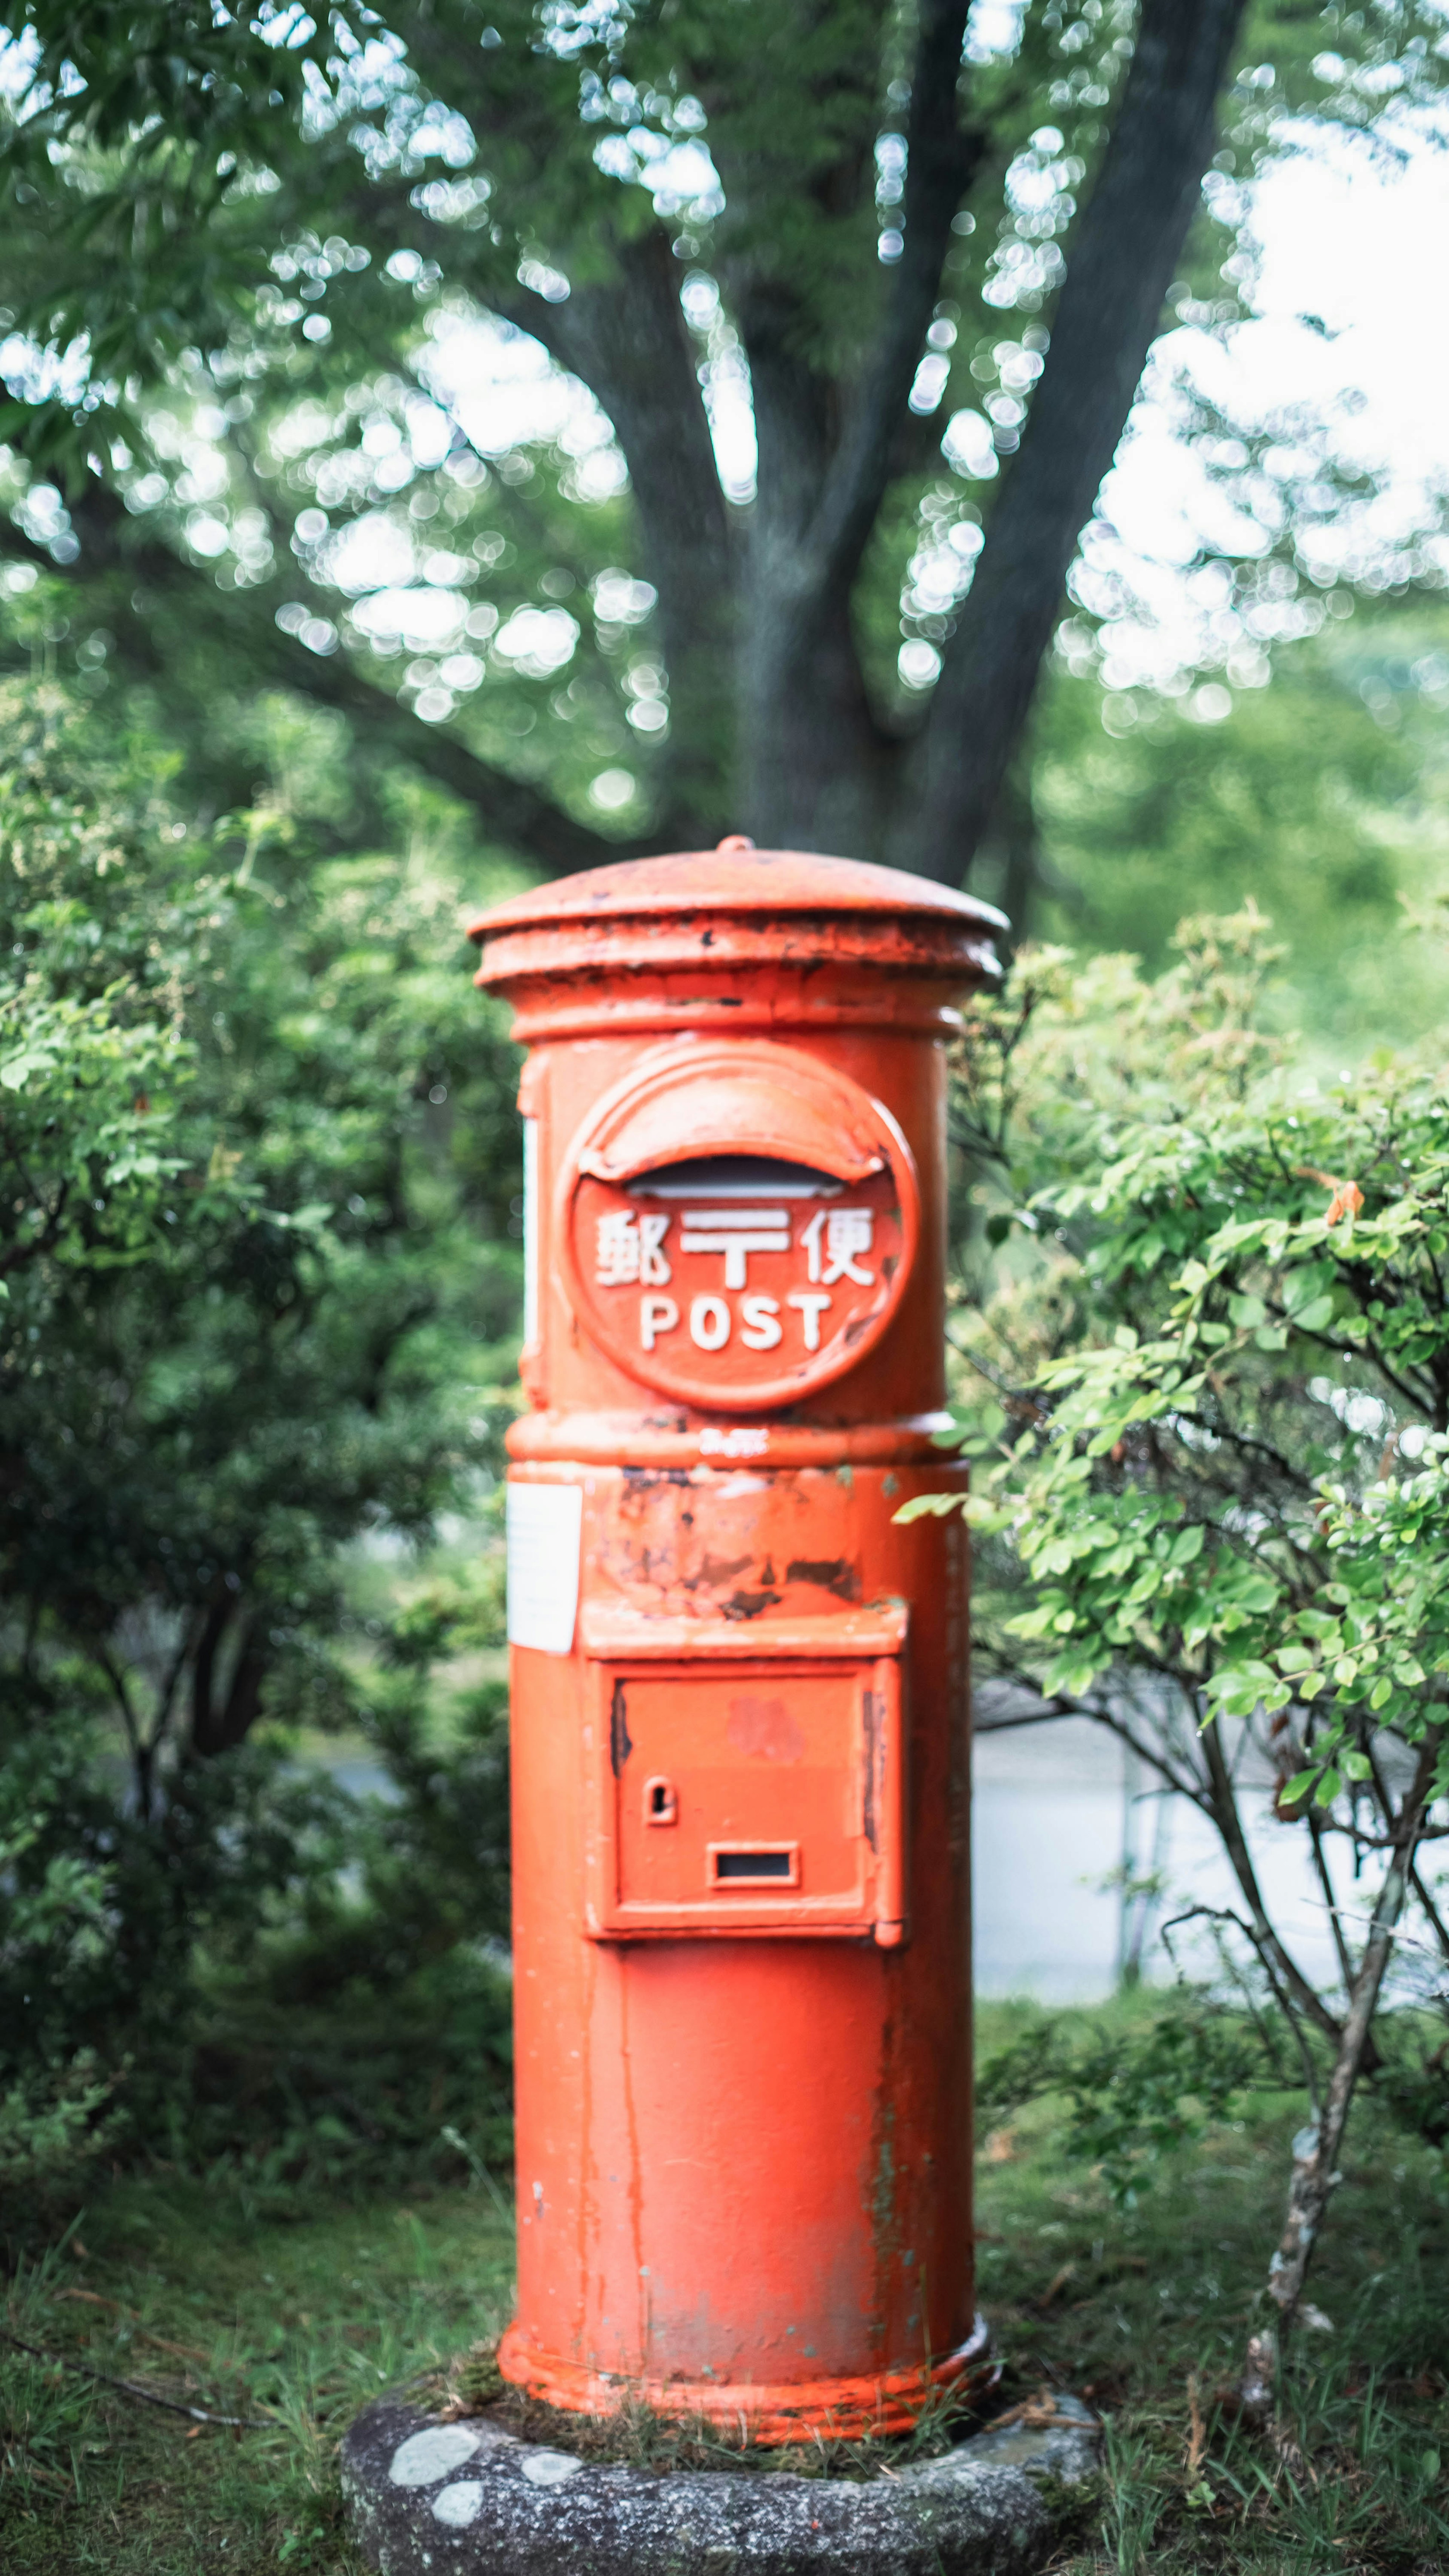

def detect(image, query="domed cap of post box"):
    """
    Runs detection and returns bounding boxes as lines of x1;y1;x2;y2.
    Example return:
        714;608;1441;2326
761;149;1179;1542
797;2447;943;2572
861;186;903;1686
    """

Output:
469;840;1006;1012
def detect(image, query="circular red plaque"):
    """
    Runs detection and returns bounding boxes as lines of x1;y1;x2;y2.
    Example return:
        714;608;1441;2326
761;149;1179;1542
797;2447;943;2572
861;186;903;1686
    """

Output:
555;1041;920;1412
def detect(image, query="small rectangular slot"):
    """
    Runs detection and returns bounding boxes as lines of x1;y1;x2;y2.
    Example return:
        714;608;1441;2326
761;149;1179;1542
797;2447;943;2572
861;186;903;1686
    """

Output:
709;1843;799;1886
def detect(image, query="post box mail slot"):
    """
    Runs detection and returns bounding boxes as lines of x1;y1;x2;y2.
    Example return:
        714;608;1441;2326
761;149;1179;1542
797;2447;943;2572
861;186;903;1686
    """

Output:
580;1604;907;1942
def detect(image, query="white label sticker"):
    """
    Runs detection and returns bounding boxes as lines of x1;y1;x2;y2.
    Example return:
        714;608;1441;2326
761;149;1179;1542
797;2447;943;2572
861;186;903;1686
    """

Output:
521;1117;540;1346
506;1482;582;1655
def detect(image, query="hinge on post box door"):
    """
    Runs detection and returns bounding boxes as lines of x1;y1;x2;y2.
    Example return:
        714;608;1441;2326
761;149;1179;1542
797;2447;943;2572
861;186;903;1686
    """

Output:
579;1603;908;1943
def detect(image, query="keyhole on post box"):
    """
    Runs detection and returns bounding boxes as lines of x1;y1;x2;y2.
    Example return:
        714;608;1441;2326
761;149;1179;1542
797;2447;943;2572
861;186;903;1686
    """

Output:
644;1775;678;1827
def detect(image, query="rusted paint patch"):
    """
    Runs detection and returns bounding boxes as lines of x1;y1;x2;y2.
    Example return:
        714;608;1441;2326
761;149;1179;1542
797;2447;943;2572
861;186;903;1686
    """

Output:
785;1556;861;1602
720;1589;783;1621
609;1681;633;1777
691;1551;755;1591
861;1689;884;1854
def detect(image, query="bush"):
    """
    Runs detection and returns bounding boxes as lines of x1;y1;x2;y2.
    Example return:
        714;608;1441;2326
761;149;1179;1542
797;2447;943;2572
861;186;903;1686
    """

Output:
0;681;521;2205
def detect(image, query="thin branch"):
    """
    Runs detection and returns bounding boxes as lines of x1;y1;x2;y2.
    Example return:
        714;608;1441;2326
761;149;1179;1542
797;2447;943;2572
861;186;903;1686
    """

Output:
1257;1299;1430;1425
96;1647;142;1768
945;1326;1049;1419
0;2329;275;2430
148;1612;202;1761
1312;1818;1449;1849
1197;1709;1345;2046
977;1658;1208;1807
1307;1810;1355;1993
1411;1863;1449;1965
1246;1727;1441;2423
1162;1903;1321;2112
1165;1409;1319;1497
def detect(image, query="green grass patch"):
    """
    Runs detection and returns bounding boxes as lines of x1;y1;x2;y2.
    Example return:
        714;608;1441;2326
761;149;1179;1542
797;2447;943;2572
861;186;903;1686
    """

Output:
973;1998;1449;2573
5;2003;1449;2571
1;2174;514;2573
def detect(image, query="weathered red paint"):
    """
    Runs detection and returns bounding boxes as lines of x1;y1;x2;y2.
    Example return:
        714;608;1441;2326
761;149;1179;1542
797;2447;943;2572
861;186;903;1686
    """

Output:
470;839;1003;2442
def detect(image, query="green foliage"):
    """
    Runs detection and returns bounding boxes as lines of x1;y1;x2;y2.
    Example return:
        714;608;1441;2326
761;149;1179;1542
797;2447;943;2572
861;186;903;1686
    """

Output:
977;1994;1281;2206
956;1007;1449;1786
972;2017;1449;2576
0;677;522;2201
0;0;1441;875
911;900;1449;2243
1030;612;1449;1052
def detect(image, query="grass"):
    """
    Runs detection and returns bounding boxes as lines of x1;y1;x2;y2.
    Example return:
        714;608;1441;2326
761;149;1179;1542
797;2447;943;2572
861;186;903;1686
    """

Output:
1;2175;514;2572
6;2003;1449;2571
971;1999;1449;2574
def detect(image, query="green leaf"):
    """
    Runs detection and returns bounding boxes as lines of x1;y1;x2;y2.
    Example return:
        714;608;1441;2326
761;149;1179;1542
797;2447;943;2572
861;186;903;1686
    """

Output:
1044;1654;1104;1700
1291;1294;1336;1333
1236;1576;1280;1614
0;1050;49;1089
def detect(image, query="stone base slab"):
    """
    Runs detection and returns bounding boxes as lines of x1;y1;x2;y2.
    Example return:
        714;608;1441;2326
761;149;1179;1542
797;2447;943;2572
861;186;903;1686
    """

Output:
341;2393;1101;2575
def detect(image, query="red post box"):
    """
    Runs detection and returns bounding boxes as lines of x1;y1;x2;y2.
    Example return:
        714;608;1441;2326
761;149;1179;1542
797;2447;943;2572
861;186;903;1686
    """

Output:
470;841;1003;2443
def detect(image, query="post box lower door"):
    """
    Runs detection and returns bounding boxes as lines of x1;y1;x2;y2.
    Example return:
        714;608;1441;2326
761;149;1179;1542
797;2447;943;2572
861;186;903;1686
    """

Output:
581;1616;906;1941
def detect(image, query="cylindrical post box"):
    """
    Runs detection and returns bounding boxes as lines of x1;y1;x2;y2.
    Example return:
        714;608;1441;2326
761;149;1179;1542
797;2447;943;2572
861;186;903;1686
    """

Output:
471;842;1003;2442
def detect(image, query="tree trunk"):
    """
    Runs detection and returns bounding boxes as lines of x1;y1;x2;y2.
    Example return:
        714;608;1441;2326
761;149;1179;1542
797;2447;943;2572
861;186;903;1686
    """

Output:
904;0;1250;884
739;582;905;860
11;0;1263;897
1241;1732;1440;2432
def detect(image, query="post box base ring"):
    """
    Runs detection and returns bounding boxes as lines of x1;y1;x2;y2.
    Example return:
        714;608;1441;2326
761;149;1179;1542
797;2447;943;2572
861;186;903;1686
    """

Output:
495;2315;995;2447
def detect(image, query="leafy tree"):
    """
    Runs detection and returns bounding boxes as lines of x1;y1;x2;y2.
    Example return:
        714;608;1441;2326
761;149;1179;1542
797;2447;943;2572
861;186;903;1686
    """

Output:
1028;607;1449;1049
0;680;522;2188
0;3;1442;890
914;905;1449;2430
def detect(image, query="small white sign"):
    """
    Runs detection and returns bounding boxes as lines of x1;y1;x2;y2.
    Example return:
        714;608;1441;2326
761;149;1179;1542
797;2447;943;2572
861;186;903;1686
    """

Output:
506;1482;583;1655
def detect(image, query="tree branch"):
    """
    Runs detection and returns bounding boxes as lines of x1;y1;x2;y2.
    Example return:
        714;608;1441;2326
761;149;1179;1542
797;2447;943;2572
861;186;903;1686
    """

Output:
1198;1703;1346;2048
1244;1729;1441;2428
496;226;736;837
911;0;1251;884
974;1659;1207;1808
6;483;628;876
501;229;732;604
804;0;981;599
